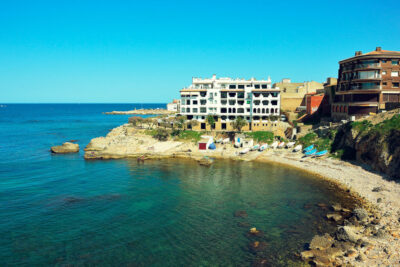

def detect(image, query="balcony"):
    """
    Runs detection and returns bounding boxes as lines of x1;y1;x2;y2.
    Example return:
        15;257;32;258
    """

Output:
354;63;381;70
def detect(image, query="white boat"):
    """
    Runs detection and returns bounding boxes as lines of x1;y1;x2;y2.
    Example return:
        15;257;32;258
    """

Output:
278;141;285;148
270;141;278;149
240;148;250;154
259;144;268;151
251;144;260;151
286;142;296;148
222;138;230;144
293;144;302;152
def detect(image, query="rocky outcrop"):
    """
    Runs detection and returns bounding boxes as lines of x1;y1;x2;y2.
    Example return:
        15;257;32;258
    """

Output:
331;115;400;179
51;142;79;154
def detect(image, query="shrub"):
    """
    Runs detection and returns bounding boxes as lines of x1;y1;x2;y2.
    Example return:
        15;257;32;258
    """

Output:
231;116;247;132
154;128;169;141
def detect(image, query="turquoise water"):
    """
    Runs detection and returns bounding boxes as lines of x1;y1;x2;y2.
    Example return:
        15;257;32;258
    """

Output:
0;104;354;266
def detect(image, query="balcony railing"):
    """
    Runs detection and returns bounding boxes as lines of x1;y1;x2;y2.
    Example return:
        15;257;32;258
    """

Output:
355;63;381;69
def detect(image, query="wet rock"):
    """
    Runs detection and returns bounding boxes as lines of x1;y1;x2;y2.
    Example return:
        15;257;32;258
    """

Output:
51;142;79;154
309;234;334;250
300;250;314;260
331;203;342;212
247;227;264;238
326;213;343;222
353;208;368;222
252;258;268;267
248;241;268;254
234;210;248;218
335;226;361;243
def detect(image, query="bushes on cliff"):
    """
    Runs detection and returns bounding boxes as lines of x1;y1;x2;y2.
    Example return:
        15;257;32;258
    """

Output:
246;131;274;143
153;128;169;141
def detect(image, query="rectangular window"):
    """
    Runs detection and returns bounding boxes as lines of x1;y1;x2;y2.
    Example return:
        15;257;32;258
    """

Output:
229;84;236;89
254;84;260;89
193;108;198;113
193;100;198;105
393;82;399;88
391;71;399;77
392;60;399;65
382;71;387;75
186;100;190;105
238;85;244;89
200;107;206;113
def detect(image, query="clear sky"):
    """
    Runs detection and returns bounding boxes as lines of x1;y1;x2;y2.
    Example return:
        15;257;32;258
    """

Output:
0;0;399;103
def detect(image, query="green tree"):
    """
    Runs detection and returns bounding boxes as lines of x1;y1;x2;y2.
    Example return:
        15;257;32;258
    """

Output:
129;116;144;128
154;128;169;141
206;115;216;130
231;116;247;132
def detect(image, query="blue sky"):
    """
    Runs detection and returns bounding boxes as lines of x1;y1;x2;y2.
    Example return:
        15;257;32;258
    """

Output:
0;0;399;103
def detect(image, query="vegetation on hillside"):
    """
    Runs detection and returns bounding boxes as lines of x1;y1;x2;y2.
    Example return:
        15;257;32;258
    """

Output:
245;131;274;143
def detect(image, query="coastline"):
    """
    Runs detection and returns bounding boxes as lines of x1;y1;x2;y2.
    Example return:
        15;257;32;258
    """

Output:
84;123;400;266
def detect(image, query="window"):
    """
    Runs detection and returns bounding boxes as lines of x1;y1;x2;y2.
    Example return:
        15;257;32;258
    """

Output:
193;100;198;105
193;108;198;113
382;71;387;75
382;60;387;63
238;85;244;89
186;100;190;105
200;100;206;105
391;71;399;77
254;84;260;89
261;84;267;89
229;84;236;89
383;82;387;86
200;107;206;113
393;83;399;88
392;60;399;65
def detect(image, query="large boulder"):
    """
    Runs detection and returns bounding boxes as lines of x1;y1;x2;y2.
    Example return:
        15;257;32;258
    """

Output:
335;226;361;243
51;142;79;154
309;234;334;250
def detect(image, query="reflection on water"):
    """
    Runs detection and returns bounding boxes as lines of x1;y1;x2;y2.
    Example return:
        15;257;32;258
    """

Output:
0;158;357;266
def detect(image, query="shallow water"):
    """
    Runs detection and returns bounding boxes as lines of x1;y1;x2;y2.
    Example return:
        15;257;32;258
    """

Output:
0;104;355;266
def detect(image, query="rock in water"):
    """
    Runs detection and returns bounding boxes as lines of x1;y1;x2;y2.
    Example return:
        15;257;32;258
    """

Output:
51;142;79;154
309;234;334;250
326;213;343;222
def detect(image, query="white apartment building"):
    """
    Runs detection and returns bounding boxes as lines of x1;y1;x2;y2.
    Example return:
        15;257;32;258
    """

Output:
180;74;280;125
167;99;180;112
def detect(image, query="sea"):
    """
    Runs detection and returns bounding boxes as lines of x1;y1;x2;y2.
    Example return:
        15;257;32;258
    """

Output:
0;104;355;266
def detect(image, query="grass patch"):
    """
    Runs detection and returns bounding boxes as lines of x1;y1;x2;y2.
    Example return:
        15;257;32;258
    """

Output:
144;129;158;136
371;114;400;135
245;131;274;144
175;130;203;142
299;132;334;151
351;120;372;133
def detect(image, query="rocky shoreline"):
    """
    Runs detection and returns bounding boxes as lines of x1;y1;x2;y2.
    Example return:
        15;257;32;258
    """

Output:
104;108;175;115
84;124;400;266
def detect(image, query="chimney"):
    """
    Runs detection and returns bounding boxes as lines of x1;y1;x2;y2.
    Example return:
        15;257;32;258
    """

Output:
355;51;362;56
376;47;382;51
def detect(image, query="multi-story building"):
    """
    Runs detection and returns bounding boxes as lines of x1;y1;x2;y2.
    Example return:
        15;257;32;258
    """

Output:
332;47;400;120
272;79;324;112
179;74;281;131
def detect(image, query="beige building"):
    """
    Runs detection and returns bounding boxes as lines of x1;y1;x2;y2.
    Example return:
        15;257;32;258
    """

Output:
273;79;324;112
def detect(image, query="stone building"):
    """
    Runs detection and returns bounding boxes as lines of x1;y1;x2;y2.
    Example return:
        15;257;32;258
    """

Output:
272;79;324;112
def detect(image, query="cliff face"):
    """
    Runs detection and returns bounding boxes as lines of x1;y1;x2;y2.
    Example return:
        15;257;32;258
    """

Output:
332;116;400;179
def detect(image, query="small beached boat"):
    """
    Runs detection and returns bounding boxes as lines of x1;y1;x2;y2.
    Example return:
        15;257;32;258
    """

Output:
240;148;250;154
286;142;296;148
313;150;328;157
304;148;317;157
278;141;285;148
293;144;302;152
215;138;223;143
259;143;268;151
303;145;314;153
270;141;278;149
222;138;230;144
251;144;260;151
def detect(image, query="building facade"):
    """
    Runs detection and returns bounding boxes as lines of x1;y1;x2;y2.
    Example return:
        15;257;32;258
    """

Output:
179;74;281;131
272;79;324;112
332;47;400;120
167;99;180;112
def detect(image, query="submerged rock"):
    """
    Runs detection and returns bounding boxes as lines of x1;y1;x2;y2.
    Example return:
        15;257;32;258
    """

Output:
326;213;343;222
309;234;334;250
234;210;248;218
248;241;268;254
51;142;79;154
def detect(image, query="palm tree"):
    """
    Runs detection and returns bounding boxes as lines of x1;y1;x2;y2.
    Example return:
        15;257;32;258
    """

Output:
232;116;247;132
